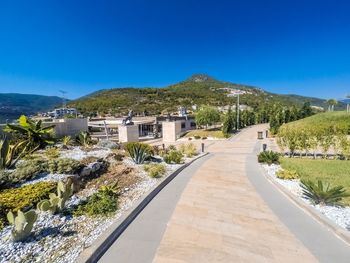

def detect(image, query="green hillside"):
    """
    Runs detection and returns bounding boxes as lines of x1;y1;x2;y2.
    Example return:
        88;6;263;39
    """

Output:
0;93;63;123
281;111;350;133
69;74;335;116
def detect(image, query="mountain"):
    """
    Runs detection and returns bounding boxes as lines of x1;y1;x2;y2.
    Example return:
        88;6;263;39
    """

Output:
69;74;341;116
0;93;63;123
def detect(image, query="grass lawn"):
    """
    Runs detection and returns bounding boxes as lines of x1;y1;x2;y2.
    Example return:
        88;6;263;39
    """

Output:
184;128;226;139
280;157;350;205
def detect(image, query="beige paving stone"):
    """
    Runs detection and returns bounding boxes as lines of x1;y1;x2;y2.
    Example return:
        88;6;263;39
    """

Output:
153;125;317;263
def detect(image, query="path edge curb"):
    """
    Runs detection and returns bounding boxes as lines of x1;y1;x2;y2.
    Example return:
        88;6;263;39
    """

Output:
76;152;209;263
260;165;350;246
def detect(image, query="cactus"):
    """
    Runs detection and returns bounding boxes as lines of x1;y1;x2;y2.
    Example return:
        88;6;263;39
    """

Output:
7;209;37;242
37;179;74;214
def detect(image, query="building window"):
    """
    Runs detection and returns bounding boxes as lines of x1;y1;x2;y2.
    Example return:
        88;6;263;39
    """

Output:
181;122;186;129
190;122;196;127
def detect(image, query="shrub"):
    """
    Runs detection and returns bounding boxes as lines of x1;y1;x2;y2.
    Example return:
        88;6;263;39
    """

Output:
163;150;183;164
300;179;350;205
0;182;56;228
276;169;299;180
194;135;201;140
4;115;55;152
167;145;177;151
62;136;73;147
144;164;166;178
77;131;92;147
179;143;197;158
152;145;161;155
44;147;60;159
257;151;279;165
47;158;82;174
188;137;193;141
73;184;118;217
124;142;153;164
9;159;48;184
0;170;11;188
0;136;27;170
202;137;207;140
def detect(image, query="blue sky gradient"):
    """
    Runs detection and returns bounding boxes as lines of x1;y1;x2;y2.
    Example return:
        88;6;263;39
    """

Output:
0;0;349;99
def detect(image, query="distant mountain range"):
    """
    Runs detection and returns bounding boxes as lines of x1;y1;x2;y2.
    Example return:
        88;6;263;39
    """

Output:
0;93;63;123
0;74;345;122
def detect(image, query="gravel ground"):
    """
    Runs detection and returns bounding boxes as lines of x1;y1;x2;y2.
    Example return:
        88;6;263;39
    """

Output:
262;164;350;230
60;147;111;160
0;149;200;263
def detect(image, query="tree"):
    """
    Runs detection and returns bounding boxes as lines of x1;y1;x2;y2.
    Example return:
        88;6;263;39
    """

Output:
195;106;221;129
299;102;313;118
327;99;337;111
222;108;235;136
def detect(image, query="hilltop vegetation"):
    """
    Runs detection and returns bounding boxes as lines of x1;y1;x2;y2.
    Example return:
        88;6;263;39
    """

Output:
280;111;350;134
278;111;350;158
0;93;63;123
68;74;333;116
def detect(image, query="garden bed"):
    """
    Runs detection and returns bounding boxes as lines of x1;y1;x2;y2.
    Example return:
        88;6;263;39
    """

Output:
261;163;350;231
0;143;201;263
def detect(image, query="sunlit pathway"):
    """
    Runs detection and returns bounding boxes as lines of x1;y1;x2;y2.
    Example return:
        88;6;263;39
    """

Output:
152;125;317;262
99;124;350;263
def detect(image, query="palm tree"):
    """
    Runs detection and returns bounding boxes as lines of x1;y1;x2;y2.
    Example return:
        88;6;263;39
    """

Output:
326;99;337;112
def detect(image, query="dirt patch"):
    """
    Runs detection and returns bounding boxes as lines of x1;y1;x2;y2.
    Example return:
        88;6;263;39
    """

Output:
85;162;141;191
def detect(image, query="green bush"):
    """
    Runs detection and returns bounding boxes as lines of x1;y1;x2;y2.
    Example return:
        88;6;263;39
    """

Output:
0;182;56;229
124;142;153;164
257;151;279;165
144;163;166;178
163;150;183;164
179;143;197;158
73;185;118;217
47;158;82;174
167;145;177;151
77;131;92;147
44;147;60;159
0;170;11;188
9;159;47;184
300;179;350;206
194;135;201;140
276;169;299;180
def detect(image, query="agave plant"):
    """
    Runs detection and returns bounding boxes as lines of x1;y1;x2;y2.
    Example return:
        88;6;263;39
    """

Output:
4;115;55;152
300;179;350;206
124;142;152;164
0;136;26;169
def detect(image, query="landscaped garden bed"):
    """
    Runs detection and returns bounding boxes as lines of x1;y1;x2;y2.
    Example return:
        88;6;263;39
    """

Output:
259;154;350;231
0;115;202;263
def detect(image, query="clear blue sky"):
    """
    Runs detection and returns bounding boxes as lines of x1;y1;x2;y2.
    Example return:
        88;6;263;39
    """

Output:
0;0;349;99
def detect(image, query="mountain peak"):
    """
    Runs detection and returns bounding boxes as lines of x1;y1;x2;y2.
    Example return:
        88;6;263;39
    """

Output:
187;74;216;83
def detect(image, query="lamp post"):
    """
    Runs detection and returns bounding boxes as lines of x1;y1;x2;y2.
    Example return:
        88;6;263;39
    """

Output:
236;93;240;131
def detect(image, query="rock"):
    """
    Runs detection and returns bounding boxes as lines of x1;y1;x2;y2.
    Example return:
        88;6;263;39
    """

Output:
96;140;120;149
79;161;106;177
